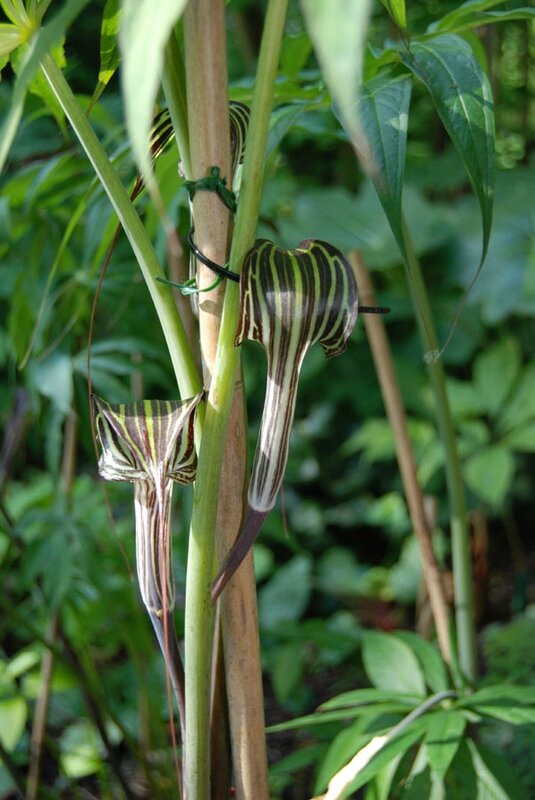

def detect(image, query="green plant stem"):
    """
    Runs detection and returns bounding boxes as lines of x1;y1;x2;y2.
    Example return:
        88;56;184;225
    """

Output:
39;54;201;402
403;223;476;684
162;30;191;180
182;0;289;797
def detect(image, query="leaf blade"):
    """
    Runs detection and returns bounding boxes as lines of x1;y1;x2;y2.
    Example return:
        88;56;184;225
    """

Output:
357;73;412;264
119;0;189;184
402;34;495;266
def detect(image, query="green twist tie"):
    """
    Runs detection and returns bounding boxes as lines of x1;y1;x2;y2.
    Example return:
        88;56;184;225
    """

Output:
156;274;223;297
184;166;237;214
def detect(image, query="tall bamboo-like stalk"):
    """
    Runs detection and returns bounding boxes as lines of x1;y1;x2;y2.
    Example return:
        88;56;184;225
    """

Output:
402;225;476;683
351;252;451;665
182;0;289;797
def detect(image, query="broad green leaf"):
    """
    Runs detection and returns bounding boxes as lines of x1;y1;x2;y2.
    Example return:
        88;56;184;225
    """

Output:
357;73;412;265
503;422;535;453
59;720;103;778
280;31;312;79
89;0;121;109
402;35;495;268
301;0;372;139
425;710;465;778
499;365;535;434
362;631;426;697
337;719;428;798
0;0;90;174
380;0;406;31
119;0;188;184
259;555;313;629
459;684;535;707
271;641;304;705
468;740;527;800
473;337;521;417
464;445;514;507
315;721;378;792
0;696;26;751
32;352;73;414
393;631;449;693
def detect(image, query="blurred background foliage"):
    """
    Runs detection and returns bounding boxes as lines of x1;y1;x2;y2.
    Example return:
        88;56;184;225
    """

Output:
1;0;535;797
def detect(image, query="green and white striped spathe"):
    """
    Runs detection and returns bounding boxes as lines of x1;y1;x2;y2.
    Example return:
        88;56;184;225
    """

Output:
92;395;201;615
212;239;358;600
236;238;358;513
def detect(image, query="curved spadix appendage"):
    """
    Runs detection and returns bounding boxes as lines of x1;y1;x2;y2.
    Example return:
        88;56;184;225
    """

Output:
92;395;201;616
212;239;358;601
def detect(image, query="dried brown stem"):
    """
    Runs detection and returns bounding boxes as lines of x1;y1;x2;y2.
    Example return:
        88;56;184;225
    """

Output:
350;252;451;665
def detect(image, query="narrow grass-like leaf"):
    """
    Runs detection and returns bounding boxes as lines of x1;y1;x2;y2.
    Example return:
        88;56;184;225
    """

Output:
89;0;121;109
429;1;535;35
320;688;421;711
119;0;189;186
212;238;358;599
357;73;412;264
402;34;495;266
0;0;90;174
301;0;372;139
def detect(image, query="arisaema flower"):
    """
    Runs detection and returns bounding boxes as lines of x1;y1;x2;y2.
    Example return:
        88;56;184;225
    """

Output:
212;238;359;599
92;394;202;727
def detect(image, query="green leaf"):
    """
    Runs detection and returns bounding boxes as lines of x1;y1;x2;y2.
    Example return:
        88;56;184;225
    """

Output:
499;365;535;434
0;695;27;751
259;555;313;629
503;422;535;453
0;0;91;174
380;0;406;31
301;0;372;139
464;445;514;508
0;22;23;58
430;4;535;36
393;632;449;693
89;0;121;108
468;739;527;800
362;631;426;697
459;684;535;707
357;73;412;264
280;31;312;79
473;337;521;417
32;352;73;414
270;641;304;705
425;710;465;778
59;720;104;778
321;688;421;711
402;34;495;267
119;0;189;184
340;720;428;798
11;39;67;129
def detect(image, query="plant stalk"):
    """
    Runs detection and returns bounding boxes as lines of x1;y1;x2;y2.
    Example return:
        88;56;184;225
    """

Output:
39;54;201;403
403;224;476;683
182;0;289;796
350;252;451;665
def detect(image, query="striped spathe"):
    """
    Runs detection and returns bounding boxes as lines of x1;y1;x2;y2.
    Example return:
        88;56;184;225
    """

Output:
212;239;358;599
